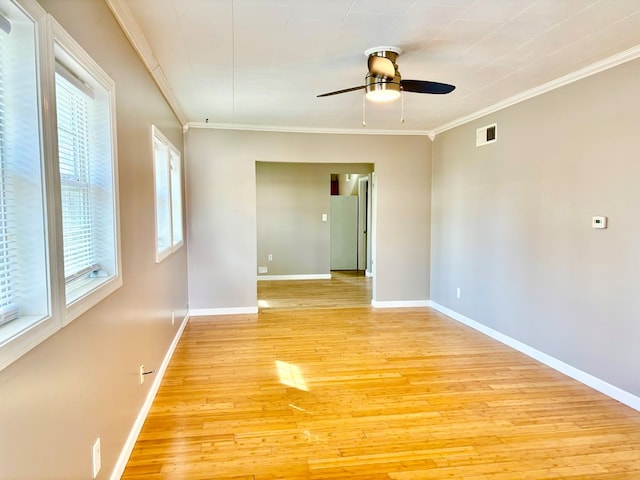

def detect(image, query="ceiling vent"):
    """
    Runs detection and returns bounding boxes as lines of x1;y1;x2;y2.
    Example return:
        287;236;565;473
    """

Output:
476;123;497;147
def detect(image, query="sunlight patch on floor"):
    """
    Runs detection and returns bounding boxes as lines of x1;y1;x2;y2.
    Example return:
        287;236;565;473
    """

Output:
276;360;308;391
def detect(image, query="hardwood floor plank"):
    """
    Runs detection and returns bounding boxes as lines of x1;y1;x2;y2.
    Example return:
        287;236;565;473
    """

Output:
122;306;640;479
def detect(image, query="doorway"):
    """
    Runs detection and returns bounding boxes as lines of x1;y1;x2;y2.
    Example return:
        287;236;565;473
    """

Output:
329;173;372;275
358;175;371;275
256;163;374;310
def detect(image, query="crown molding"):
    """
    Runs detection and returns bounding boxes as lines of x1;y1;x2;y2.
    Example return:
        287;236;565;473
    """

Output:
432;43;640;136
105;0;187;126
186;121;433;136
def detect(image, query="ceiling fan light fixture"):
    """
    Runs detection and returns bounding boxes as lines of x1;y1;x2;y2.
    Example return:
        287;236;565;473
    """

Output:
365;73;401;102
366;86;401;102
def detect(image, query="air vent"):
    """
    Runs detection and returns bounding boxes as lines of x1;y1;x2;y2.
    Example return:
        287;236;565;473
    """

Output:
476;123;497;147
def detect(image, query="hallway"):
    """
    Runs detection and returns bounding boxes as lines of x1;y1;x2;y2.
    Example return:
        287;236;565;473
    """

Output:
257;270;372;310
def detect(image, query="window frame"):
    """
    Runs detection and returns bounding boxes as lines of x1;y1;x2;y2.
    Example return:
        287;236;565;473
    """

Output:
152;125;183;263
0;0;58;372
50;17;122;324
0;2;123;372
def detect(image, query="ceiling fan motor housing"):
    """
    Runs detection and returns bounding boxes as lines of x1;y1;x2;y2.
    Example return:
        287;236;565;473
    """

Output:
365;47;403;101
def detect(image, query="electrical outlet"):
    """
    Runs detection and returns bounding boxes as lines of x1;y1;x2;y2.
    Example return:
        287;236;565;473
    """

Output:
258;266;267;274
92;438;101;478
268;254;273;262
139;365;145;385
456;287;461;299
171;310;175;326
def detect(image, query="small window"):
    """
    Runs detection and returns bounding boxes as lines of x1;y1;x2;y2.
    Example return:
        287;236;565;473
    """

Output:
152;126;183;262
54;21;121;322
0;0;52;369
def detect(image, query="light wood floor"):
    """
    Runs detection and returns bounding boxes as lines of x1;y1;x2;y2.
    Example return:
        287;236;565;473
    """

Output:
122;306;640;479
257;270;372;310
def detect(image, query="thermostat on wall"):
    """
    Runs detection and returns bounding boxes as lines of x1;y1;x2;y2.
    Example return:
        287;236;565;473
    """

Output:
592;216;607;229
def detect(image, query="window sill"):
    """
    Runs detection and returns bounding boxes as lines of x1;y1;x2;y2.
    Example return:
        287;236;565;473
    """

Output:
155;241;183;264
0;314;48;348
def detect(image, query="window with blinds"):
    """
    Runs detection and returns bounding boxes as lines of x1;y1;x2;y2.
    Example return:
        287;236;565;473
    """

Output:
54;42;119;309
0;0;50;362
0;1;121;371
152;126;183;262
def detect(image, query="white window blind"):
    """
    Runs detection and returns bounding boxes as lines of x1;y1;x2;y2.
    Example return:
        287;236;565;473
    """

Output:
56;69;97;281
0;25;18;325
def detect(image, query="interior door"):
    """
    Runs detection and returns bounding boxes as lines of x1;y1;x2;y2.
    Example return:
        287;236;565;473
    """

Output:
330;195;358;270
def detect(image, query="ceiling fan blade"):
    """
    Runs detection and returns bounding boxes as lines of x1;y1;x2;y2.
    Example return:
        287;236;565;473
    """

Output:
317;85;366;97
400;79;456;94
368;55;395;78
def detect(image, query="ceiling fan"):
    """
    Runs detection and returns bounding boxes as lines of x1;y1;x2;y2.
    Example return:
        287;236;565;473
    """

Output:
317;46;455;102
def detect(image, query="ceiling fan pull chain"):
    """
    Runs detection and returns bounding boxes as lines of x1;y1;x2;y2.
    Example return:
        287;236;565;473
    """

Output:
362;93;367;127
400;89;405;124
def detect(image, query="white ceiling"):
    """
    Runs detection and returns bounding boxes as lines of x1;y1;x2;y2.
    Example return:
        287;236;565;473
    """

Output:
109;0;640;134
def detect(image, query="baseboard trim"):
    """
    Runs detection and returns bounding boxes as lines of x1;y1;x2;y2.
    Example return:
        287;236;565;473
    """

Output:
110;312;190;479
371;300;431;308
365;270;373;278
189;306;259;316
429;302;640;412
257;274;331;281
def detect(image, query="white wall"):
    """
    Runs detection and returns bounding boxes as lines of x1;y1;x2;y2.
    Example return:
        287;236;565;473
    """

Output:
0;1;188;478
186;128;432;310
431;57;640;398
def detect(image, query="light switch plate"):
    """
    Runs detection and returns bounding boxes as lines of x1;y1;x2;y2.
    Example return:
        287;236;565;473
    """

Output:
592;216;607;229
